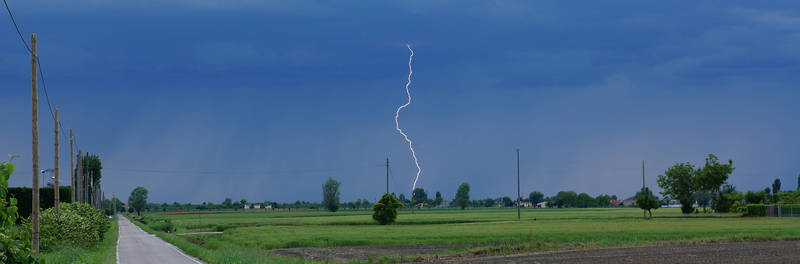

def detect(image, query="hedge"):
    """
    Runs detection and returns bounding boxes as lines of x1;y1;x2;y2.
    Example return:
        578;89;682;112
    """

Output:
745;204;766;217
7;187;72;219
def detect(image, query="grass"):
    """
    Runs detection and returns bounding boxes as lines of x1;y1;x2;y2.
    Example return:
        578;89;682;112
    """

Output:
134;208;800;263
40;215;119;264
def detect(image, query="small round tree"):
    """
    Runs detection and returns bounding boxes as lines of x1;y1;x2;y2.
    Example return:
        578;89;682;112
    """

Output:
637;187;659;219
372;193;404;225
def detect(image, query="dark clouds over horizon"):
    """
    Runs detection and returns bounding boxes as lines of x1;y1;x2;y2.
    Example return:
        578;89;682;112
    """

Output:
2;1;799;203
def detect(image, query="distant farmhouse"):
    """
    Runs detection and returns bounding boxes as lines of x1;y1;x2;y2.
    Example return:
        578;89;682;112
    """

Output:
611;200;623;206
243;203;262;209
536;201;548;208
517;201;533;208
661;200;681;208
622;196;637;207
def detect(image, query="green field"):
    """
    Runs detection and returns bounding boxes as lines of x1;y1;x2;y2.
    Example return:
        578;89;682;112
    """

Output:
133;208;800;263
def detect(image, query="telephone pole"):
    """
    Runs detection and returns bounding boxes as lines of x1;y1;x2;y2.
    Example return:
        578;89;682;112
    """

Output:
642;160;645;190
31;33;40;255
516;148;521;220
642;160;645;219
54;108;60;214
69;130;74;202
77;151;82;204
385;158;390;194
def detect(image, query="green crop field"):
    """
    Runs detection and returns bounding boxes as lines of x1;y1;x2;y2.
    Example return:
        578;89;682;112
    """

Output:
131;208;800;263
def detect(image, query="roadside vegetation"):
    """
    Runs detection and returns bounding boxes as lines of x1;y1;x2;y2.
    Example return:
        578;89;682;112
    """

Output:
3;156;115;263
40;216;118;264
1;158;38;263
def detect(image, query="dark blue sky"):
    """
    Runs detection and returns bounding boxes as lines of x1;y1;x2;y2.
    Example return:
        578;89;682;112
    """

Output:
2;1;799;203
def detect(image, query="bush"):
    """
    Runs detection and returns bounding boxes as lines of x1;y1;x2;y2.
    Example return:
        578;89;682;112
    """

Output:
148;217;175;233
62;203;110;238
1;161;39;263
372;193;403;225
745;204;766;217
730;201;742;213
22;203;110;251
130;214;148;225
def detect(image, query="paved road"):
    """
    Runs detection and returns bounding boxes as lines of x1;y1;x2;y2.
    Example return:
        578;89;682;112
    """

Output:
444;240;800;264
116;216;203;264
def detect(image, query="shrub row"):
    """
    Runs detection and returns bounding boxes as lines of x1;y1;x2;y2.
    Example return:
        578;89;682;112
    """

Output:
22;203;110;251
744;204;766;217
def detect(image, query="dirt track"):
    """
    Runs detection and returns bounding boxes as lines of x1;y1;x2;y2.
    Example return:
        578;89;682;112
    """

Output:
436;240;800;264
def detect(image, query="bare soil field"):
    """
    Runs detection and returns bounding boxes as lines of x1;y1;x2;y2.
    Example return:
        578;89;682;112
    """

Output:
273;240;800;263
425;240;800;264
271;244;454;262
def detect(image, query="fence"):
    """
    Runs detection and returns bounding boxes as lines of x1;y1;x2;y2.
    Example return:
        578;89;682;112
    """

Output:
766;205;800;217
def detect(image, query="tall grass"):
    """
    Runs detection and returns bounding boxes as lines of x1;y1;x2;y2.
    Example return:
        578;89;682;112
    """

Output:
40;216;118;264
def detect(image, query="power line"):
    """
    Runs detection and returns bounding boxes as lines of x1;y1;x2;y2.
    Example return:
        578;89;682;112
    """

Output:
104;165;384;176
2;0;30;53
3;0;77;150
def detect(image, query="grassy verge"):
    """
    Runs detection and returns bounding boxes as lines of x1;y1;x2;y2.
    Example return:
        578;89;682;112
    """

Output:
125;214;307;264
40;215;119;264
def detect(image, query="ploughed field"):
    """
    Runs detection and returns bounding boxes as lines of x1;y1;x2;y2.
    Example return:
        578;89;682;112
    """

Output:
136;208;800;263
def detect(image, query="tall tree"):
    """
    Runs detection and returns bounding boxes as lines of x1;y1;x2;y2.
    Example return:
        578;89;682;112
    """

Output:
595;194;612;207
501;196;513;207
576;193;596;208
695;154;734;211
528;191;544;204
240;199;248;208
772;179;781;194
773;179;782;203
222;198;232;208
75;153;102;205
797;173;800;190
433;191;443;206
322;178;341;212
411;188;428;207
554;191;578;208
128;186;148;216
657;162;696;214
454;182;470;210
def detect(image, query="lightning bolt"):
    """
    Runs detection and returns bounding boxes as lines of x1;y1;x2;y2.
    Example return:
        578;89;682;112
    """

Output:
395;44;422;193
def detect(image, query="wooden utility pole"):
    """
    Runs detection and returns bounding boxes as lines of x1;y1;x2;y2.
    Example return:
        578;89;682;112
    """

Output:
31;33;40;255
642;160;645;190
87;170;92;205
642;160;645;219
385;158;390;194
516;148;521;220
54;108;60;214
77;151;82;204
69;130;74;202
